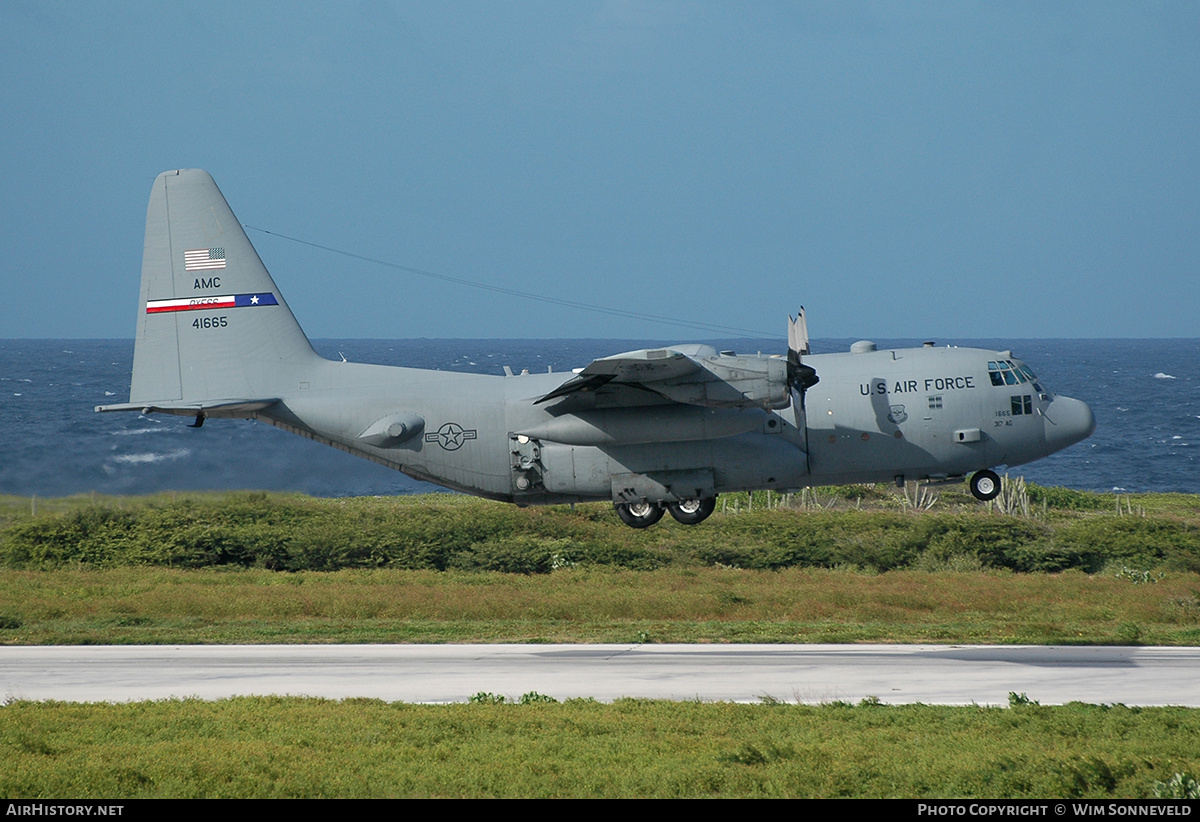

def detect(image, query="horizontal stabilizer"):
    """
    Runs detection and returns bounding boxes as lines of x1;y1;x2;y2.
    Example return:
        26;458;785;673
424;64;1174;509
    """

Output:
95;398;279;418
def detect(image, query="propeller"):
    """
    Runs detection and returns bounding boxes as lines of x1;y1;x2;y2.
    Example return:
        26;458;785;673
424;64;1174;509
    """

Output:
787;308;819;428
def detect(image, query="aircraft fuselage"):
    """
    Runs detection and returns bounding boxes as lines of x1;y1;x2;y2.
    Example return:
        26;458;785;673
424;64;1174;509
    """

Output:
245;341;1094;508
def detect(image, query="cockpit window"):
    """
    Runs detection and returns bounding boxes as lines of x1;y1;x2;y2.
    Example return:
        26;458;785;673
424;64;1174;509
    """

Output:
989;359;1032;387
1014;362;1048;395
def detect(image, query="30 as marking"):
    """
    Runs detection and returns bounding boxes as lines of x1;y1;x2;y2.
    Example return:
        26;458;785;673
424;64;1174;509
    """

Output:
192;316;227;329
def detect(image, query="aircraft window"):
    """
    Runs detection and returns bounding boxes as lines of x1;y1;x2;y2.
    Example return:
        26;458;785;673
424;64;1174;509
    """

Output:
1010;395;1034;415
1002;361;1024;383
990;360;1033;386
1019;365;1037;381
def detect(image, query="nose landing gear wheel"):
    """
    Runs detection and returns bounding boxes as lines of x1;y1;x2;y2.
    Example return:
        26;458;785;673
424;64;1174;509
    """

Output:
666;497;717;525
970;469;1002;501
615;500;665;528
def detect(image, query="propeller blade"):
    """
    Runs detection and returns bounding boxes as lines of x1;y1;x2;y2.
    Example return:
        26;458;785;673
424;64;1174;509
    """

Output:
786;308;818;428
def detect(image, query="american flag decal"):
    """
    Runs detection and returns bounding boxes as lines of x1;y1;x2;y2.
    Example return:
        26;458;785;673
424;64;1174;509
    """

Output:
184;248;226;270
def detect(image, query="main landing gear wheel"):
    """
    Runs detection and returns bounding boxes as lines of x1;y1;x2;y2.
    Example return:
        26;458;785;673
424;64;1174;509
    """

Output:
970;469;1002;501
667;497;717;525
615;500;664;529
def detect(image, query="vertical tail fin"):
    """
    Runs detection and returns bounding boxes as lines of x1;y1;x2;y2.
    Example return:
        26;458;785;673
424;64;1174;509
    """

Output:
128;169;320;405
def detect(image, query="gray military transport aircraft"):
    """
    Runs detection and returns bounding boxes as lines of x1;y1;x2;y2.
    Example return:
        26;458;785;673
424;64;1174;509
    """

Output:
97;170;1096;527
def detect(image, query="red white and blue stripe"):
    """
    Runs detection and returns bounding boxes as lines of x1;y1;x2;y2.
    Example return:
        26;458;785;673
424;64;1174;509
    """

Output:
145;294;279;314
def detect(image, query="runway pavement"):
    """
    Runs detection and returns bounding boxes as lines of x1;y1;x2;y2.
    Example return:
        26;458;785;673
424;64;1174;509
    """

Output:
2;644;1197;705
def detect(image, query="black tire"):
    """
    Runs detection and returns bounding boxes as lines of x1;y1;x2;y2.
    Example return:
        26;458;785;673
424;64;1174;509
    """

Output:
667;497;717;525
970;469;1002;501
615;500;664;528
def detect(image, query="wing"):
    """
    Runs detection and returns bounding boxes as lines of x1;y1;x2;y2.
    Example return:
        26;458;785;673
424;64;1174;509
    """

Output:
535;348;704;404
536;345;790;410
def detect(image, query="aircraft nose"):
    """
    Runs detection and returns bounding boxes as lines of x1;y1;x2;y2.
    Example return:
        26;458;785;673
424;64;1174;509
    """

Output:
1043;395;1096;454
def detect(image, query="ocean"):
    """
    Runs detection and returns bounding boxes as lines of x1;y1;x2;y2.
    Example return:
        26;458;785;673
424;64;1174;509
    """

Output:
1;338;1197;498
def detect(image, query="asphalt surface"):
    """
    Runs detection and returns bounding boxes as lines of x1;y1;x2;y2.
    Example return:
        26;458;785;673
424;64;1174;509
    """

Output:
2;644;1197;705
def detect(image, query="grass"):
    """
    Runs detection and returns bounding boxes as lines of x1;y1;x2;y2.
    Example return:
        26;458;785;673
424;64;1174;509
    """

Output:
1;697;1197;798
1;565;1198;646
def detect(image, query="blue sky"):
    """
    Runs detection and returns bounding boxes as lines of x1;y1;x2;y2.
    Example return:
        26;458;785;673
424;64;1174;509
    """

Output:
3;1;1197;340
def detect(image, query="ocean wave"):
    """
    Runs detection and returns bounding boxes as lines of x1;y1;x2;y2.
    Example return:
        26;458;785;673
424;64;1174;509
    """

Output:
109;449;191;465
1154;372;1177;379
111;427;167;437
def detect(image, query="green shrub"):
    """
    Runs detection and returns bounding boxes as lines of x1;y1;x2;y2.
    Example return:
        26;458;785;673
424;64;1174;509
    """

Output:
0;507;139;568
450;536;571;575
4;491;1200;576
1056;518;1200;572
1025;484;1108;511
1152;772;1200;799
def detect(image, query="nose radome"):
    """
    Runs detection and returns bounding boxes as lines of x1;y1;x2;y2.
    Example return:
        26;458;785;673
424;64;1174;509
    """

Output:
1043;395;1096;454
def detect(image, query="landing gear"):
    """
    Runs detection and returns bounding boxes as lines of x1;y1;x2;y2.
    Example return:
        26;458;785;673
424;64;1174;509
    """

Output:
615;496;717;527
615;500;664;529
667;497;717;525
969;469;1002;501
